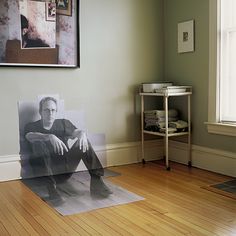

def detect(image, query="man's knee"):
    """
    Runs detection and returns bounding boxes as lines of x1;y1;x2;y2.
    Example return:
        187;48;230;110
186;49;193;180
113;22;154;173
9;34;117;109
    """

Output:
31;141;51;157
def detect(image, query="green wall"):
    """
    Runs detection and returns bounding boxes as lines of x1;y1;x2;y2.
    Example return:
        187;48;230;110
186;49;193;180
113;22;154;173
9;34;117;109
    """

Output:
1;0;234;158
0;0;164;156
164;0;236;152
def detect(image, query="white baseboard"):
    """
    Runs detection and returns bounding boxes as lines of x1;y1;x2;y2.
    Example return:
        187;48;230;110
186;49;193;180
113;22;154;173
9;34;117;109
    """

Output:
169;140;236;177
0;140;164;182
0;155;22;182
1;140;235;181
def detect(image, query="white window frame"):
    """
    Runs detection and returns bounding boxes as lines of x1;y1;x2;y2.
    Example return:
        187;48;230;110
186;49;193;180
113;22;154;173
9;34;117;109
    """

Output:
206;0;236;136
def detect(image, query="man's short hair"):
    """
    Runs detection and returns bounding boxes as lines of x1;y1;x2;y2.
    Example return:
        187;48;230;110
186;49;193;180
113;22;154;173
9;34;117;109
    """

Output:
21;14;29;29
39;97;57;114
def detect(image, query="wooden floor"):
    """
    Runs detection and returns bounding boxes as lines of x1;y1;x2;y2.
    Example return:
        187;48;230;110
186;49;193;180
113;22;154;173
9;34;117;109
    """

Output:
0;161;236;235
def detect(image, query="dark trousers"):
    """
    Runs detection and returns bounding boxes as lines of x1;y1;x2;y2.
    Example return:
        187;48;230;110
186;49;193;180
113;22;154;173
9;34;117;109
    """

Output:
29;140;104;185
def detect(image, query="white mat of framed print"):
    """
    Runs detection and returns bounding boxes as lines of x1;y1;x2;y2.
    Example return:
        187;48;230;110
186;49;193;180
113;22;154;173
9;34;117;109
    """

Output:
0;0;79;68
178;20;194;53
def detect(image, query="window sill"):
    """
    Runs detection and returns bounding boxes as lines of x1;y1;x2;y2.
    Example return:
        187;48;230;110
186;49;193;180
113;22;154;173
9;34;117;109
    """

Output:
205;122;236;137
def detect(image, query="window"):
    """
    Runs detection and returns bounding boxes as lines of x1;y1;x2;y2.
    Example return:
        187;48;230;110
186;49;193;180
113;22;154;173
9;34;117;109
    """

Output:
207;0;236;136
220;0;236;122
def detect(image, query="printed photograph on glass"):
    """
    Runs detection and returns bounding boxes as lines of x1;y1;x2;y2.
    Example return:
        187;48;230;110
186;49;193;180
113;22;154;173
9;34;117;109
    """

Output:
0;0;79;67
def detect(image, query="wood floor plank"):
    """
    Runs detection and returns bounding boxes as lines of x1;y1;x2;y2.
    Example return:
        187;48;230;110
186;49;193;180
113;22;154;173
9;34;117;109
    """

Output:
97;207;153;235
166;211;235;236
0;221;10;236
70;215;102;235
62;216;91;236
95;210;133;235
110;165;236;219
7;183;78;235
130;203;191;235
2;184;50;235
0;162;235;235
0;206;29;235
112;204;186;236
78;212;123;236
135;196;236;235
0;186;42;235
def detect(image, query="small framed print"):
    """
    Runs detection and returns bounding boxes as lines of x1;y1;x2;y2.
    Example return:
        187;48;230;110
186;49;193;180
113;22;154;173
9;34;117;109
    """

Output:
178;20;194;53
56;0;72;16
46;2;56;22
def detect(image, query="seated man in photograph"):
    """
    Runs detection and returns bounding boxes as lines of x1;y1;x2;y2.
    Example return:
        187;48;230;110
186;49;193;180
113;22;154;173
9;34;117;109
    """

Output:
24;96;112;202
21;14;49;48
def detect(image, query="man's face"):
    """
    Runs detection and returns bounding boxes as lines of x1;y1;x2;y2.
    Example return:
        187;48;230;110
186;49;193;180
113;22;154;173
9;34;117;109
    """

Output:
40;100;57;126
21;27;28;45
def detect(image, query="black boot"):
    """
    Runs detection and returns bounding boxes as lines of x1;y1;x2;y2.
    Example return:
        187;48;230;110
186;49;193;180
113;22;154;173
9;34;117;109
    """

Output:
47;184;65;206
90;175;113;197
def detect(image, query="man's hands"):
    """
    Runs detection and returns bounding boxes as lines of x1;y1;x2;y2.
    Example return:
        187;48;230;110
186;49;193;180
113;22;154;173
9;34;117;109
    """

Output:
79;131;89;153
48;130;88;155
26;130;89;155
48;134;68;155
71;129;89;153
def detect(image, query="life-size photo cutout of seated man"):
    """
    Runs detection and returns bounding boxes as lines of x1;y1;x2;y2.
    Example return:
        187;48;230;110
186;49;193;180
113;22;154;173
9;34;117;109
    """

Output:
20;96;112;203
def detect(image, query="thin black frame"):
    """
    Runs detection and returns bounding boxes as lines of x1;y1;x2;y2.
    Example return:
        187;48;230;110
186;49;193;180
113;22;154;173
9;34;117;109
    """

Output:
45;2;56;22
0;0;80;68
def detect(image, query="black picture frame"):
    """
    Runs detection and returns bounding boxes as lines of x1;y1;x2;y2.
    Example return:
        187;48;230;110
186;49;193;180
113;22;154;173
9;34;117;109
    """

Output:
0;0;80;68
46;2;56;22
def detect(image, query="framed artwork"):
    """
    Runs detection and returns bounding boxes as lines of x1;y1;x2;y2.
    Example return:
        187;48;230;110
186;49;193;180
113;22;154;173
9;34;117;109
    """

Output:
178;20;194;53
46;2;56;22
56;0;72;16
0;0;80;68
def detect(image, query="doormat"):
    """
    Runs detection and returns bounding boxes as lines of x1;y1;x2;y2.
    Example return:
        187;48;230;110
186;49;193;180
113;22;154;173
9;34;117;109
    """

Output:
202;179;236;200
22;169;144;216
